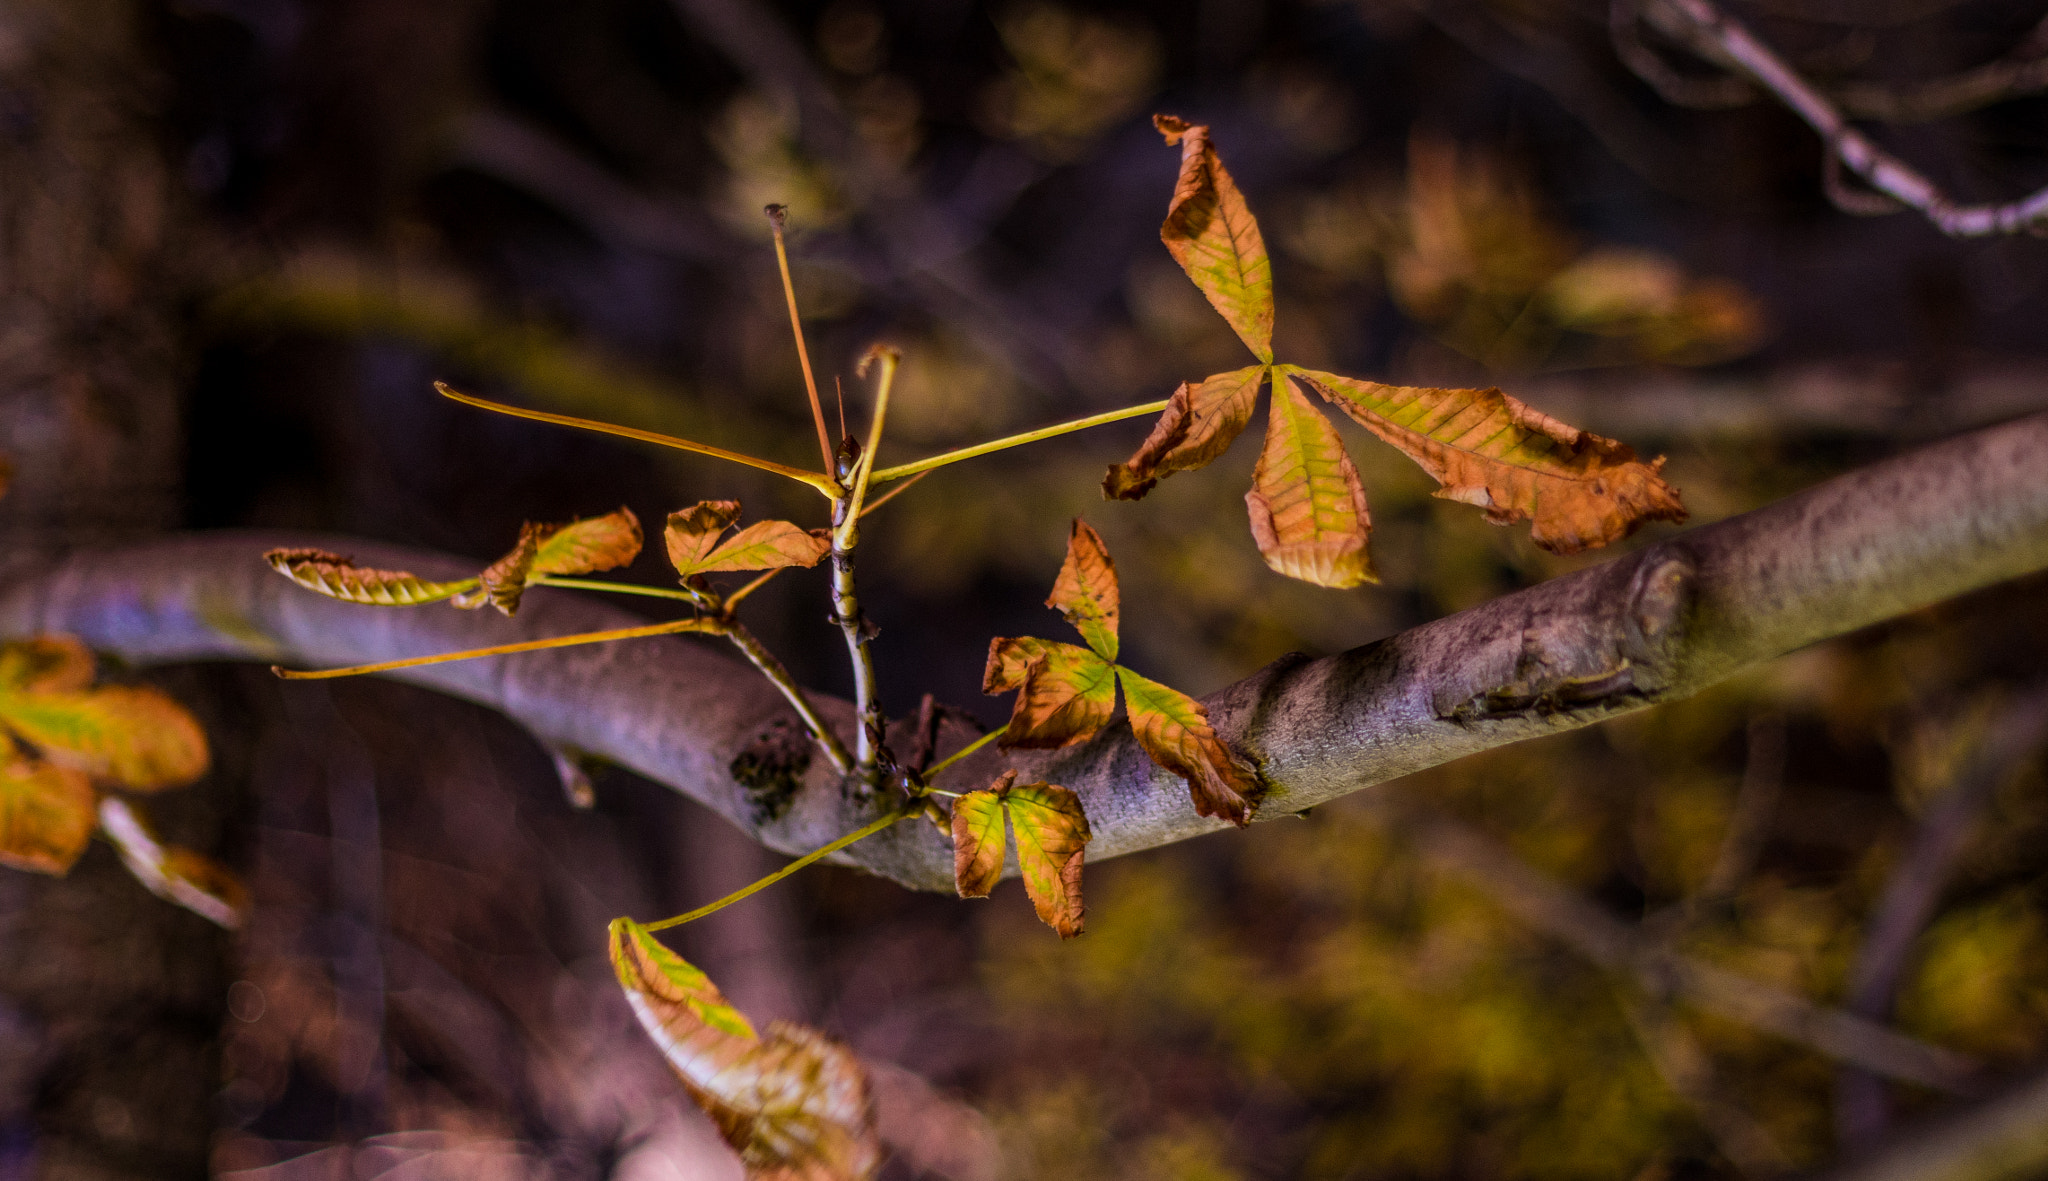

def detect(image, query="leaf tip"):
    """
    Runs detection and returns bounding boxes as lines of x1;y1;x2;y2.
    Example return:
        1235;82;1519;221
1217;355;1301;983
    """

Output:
1153;113;1194;143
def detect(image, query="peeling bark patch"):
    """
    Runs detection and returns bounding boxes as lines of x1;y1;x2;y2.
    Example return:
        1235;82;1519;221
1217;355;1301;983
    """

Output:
1447;660;1644;721
729;720;811;824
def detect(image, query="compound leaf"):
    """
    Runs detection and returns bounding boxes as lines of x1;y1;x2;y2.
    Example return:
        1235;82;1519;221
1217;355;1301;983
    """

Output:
265;548;476;606
1246;377;1376;589
1103;365;1265;500
991;641;1117;750
0;684;210;792
98;797;248;929
0;749;95;874
1002;780;1090;939
1155;115;1274;362
1047;519;1120;661
1290;368;1688;554
1117;667;1259;827
665;501;744;576
533;506;643;576
951;782;1008;899
610;917;880;1180
697;520;832;576
0;636;94;694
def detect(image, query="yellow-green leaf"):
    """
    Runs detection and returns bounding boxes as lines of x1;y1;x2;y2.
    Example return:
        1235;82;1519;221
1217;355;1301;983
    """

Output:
696;521;832;576
1117;667;1259;827
1047;519;1120;661
1155;115;1274;363
1289;367;1689;554
97;797;247;928
0;685;209;792
983;636;1055;696
992;640;1118;750
0;636;94;694
1246;377;1376;588
265;548;477;606
1103;365;1265;500
951;783;1008;899
609;917;880;1180
0;749;95;875
665;500;744;577
1002;780;1090;939
533;506;643;576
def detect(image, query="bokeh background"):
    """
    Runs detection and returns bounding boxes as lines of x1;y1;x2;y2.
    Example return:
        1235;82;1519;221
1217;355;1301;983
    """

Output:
2;0;2048;1176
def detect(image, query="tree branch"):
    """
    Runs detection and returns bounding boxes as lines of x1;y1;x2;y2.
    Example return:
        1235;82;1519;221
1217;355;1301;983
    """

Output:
0;413;2043;895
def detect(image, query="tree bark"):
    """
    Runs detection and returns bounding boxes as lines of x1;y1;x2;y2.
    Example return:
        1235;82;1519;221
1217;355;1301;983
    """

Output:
1;412;2041;897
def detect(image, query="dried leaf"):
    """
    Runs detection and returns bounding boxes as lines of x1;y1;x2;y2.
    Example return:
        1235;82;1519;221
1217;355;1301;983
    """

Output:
697;521;832;576
0;685;210;792
610;918;880;1180
0;636;95;694
1002;780;1090;938
1155;114;1274;363
1245;377;1376;588
460;522;542;615
994;641;1117;750
951;782;1008;899
1117;667;1258;826
1103;365;1265;500
983;637;1054;695
265;548;476;606
0;750;95;874
666;501;744;576
1047;519;1120;661
98;797;247;928
533;506;644;576
1291;368;1688;554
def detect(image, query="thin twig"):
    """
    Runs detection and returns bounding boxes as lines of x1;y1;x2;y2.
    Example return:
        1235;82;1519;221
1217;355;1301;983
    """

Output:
722;620;855;776
1617;990;1792;1176
1654;0;2048;236
830;349;899;780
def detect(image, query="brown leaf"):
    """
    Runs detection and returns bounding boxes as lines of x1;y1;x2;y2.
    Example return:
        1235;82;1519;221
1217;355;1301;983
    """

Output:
0;748;96;874
1245;378;1376;588
1047;519;1120;661
0;636;95;694
983;637;1054;695
951;779;1009;899
610;918;880;1180
265;548;476;606
532;506;643;576
666;500;744;576
1155;114;1274;363
1103;365;1265;500
458;521;542;615
1116;667;1259;826
1002;780;1090;938
97;797;248;928
1290;368;1688;554
0;684;210;792
993;641;1117;750
697;521;832;576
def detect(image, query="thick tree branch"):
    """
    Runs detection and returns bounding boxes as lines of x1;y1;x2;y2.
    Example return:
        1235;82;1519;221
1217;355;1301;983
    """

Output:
0;413;2043;896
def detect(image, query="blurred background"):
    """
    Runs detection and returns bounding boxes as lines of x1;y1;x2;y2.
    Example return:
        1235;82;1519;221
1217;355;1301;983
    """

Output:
2;0;2048;1176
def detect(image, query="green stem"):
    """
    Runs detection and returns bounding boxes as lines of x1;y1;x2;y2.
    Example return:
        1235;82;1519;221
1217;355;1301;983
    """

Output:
644;810;904;931
923;727;1002;782
532;575;700;602
869;399;1171;484
271;616;722;680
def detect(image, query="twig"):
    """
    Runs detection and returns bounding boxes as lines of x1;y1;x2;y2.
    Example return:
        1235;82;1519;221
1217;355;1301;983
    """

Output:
1380;796;1980;1091
1813;1066;2048;1181
1617;990;1792;1175
1835;687;2048;1144
1653;0;2048;236
722;621;855;777
830;348;900;780
1701;712;1788;905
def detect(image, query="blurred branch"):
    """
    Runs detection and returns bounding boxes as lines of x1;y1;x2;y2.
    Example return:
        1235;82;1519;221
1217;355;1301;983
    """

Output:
1618;991;1794;1175
1379;795;1977;1090
1836;688;2048;1144
1648;0;2048;235
1812;1067;2048;1181
2;412;2040;894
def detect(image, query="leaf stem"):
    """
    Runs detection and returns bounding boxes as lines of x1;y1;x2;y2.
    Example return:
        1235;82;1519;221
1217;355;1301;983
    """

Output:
857;467;931;519
532;575;701;602
837;349;899;548
643;809;904;931
767;206;839;479
869;399;1171;484
436;382;839;496
719;567;783;612
722;621;855;775
922;727;1001;782
271;617;721;680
